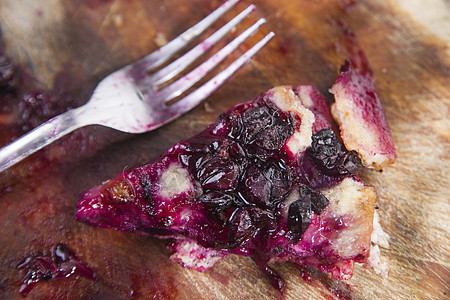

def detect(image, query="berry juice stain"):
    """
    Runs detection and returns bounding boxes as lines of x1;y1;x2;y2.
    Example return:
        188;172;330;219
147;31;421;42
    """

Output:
17;244;94;297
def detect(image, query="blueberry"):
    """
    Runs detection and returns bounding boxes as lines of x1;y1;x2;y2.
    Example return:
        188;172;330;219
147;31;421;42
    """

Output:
254;123;292;151
287;198;311;241
227;142;246;159
241;164;271;207
196;157;239;191
240;106;273;143
239;161;292;210
287;185;329;241
247;207;277;233
343;150;362;173
298;185;328;215
264;163;291;203
227;208;254;248
308;129;362;175
199;190;234;207
309;129;342;168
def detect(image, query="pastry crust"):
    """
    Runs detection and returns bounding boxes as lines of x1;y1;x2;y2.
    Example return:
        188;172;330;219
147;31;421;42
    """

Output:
330;60;396;170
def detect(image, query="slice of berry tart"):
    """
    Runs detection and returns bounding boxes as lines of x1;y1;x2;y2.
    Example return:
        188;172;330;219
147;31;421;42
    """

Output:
76;60;395;292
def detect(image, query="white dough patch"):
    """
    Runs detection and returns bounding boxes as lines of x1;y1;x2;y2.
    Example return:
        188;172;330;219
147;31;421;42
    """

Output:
321;178;376;259
366;210;390;278
321;177;376;216
295;86;314;108
170;239;227;271
269;86;315;155
159;162;193;199
371;210;390;249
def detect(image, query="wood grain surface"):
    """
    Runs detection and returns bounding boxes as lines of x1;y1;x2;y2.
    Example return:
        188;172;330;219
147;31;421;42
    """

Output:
0;0;448;299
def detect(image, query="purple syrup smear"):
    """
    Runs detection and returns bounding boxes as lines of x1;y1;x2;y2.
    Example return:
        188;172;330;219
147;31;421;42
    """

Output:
76;86;364;293
17;244;94;297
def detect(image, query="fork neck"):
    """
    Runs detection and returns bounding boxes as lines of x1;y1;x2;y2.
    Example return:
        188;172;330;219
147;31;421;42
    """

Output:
0;104;93;173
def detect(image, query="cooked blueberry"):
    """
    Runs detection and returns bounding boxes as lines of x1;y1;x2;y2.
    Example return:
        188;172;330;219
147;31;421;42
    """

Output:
254;122;292;151
241;164;271;207
298;185;329;215
199;190;234;207
287;185;329;241
247;207;277;233
240;106;273;143
196;157;239;190
308;129;362;175
245;143;273;161
140;176;154;205
309;129;342;168
228;142;246;159
264;163;291;203
194;153;212;170
343;150;363;173
287;198;311;241
227;208;254;248
199;190;236;225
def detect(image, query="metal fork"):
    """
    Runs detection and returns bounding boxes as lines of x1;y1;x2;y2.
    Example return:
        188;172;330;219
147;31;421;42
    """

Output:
0;0;274;173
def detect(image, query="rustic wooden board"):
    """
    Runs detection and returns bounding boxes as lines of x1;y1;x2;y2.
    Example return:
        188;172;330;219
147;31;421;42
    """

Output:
0;0;448;299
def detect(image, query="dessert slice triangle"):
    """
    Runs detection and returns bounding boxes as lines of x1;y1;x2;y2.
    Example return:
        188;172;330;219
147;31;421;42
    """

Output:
76;61;395;291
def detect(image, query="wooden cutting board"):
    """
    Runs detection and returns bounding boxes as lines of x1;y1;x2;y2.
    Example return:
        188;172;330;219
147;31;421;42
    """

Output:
0;0;448;299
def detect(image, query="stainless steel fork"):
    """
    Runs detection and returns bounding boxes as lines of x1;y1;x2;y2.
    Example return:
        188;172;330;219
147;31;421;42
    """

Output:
0;0;274;173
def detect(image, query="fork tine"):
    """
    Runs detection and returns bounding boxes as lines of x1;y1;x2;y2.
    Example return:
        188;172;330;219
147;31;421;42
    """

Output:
168;31;275;116
134;0;240;71
153;18;267;103
151;4;256;86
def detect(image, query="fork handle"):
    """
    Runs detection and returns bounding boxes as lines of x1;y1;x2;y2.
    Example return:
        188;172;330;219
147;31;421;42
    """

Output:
0;106;88;173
